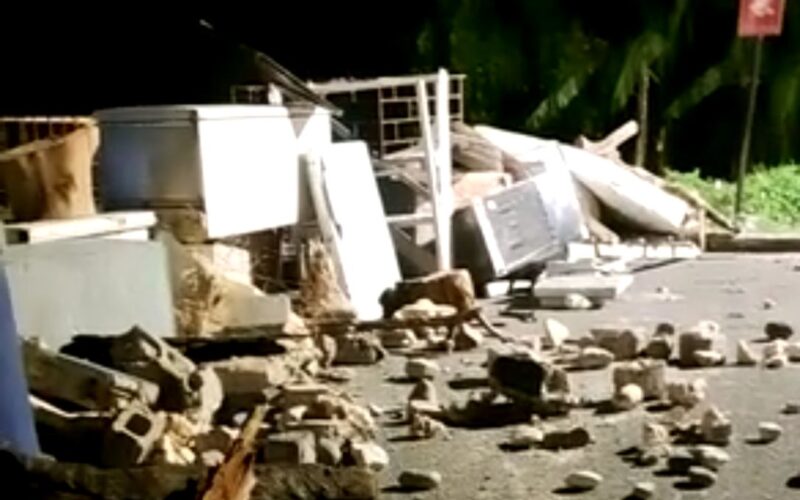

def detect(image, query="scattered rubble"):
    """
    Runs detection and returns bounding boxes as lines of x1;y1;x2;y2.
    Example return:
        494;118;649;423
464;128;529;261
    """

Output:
541;426;591;450
631;481;656;499
667;378;707;408
505;426;544;450
613;360;667;400
398;469;442;491
576;346;615;370
349;441;390;472
736;340;759;366
691;445;730;471
405;358;441;380
544;318;571;349
591;326;647;360
334;333;385;365
757;422;783;443
701;406;733;446
564;470;603;491
410;413;449;439
765;321;794;341
678;321;725;368
613;383;644;411
687;465;717;488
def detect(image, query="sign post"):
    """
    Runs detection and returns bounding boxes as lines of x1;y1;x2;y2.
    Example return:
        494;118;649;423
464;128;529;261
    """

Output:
734;0;786;221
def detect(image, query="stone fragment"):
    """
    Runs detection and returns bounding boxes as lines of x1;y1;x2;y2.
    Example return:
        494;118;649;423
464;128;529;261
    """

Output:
612;360;667;400
654;322;676;336
350;441;389;471
207;356;295;399
765;321;794;341
317;334;337;368
195;426;238;455
701;407;732;446
506;426;544;450
565;470;602;490
405;358;440;380
454;324;484;351
736;340;759;366
687;466;717;488
786;342;800;362
407;399;444;420
488;350;559;402
631;481;656;499
408;380;438;405
782;402;800;415
398;469;442;491
544;318;570;348
392;298;458;321
667;379;707;408
541;427;591;450
613;383;644;411
644;336;674;360
763;298;776;310
564;293;593;310
690;445;730;471
678;321;724;367
758;422;783;443
693;350;725;367
410;413;448;439
667;448;696;474
334;334;385;365
765;355;788;369
764;340;787;359
576;347;615;370
379;329;417;349
367;404;384;417
200;449;226;467
316;437;343;466
642;422;671;449
280;383;330;409
591;326;647;360
261;431;316;464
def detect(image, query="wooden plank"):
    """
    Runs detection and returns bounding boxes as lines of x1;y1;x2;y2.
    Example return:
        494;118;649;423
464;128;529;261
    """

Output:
4;211;156;244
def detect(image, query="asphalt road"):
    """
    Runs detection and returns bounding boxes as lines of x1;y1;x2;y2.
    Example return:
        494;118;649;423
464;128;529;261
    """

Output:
344;253;800;499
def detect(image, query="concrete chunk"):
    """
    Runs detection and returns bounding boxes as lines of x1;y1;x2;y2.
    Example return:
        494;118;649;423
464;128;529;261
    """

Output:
736;340;759;366
334;333;385;365
565;470;602;490
398;469;442;491
612;360;666;400
23;338;159;411
405;358;440;380
591;326;647;360
102;405;167;467
678;322;725;368
261;431;317;464
350;441;389;471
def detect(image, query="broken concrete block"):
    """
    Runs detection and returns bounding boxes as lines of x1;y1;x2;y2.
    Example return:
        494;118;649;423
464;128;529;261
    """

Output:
613;383;644;411
758;422;782;443
30;396;110;464
350;441;389;471
765;321;794;341
631;481;656;499
701;406;732;446
334;333;385;365
316;437;342;466
454;324;483;350
23;338;159;411
783;402;800;415
654;322;676;336
678;321;725;367
765;355;788;369
642;422;670;450
667;379;707;408
544;318;570;348
764;340;787;359
687;466;717;488
506;426;544;450
405;358;440;380
693;350;725;367
261;431;317;464
691;445;730;471
576;346;615;370
737;340;759;366
488;350;562;403
207;356;295;398
379;329;417;349
590;326;647;360
541;426;591;450
407;399;445;421
644;336;674;360
279;383;330;409
565;470;602;491
410;413;448;439
398;469;442;491
102;405;167;467
612;360;667;400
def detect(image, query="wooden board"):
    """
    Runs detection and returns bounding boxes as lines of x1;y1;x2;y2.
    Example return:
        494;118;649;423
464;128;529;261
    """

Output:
307;142;401;320
4;211;155;244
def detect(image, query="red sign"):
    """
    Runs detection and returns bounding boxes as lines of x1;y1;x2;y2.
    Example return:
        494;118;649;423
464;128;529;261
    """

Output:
738;0;786;37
